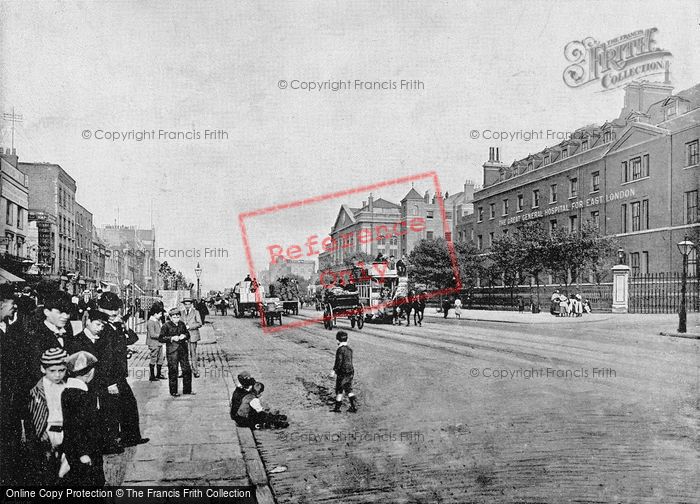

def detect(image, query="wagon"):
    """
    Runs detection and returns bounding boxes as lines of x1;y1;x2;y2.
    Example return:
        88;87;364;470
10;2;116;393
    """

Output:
233;280;264;318
322;290;365;330
262;297;284;326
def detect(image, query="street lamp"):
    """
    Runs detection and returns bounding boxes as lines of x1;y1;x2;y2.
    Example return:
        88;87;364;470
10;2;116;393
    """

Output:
617;247;626;265
676;237;695;333
194;262;202;300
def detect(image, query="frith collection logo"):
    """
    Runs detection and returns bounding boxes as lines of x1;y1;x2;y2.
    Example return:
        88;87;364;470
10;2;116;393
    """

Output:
563;28;672;91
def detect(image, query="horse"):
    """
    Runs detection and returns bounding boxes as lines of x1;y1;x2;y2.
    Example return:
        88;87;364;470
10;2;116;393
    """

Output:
393;294;414;326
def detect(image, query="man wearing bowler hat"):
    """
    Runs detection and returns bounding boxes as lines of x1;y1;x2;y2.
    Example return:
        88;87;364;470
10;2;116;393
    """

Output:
98;292;148;452
159;307;193;397
181;298;202;378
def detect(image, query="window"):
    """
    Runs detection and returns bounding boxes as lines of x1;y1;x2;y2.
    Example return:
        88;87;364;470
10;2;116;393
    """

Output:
642;251;649;274
685;190;698;224
689;248;698;277
631;157;641;179
502;199;509;215
603;130;612;143
581;139;589;150
561;147;569;159
17;208;23;229
527;162;533;171
517;194;524;212
549;220;557;234
477;207;483;222
687;140;699;166
569;215;578;232
642;154;649;177
642;199;649;230
590;211;600;228
621;204;627;233
489;232;494;246
550;184;558;203
591;171;600;192
630;252;640;275
533;189;540;208
543;155;550;165
631;201;641;231
569;178;578;198
5;202;12;226
426;231;434;240
622;161;628;182
489;203;495;219
426;210;434;219
477;235;483;250
665;102;676;118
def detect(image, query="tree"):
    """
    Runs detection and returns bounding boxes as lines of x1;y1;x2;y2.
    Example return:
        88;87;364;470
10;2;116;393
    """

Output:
489;233;521;307
407;238;482;295
518;222;549;309
342;251;374;267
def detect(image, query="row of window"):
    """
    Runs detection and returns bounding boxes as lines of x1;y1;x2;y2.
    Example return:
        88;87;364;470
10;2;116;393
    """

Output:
620;200;650;233
5;202;24;229
621;154;649;183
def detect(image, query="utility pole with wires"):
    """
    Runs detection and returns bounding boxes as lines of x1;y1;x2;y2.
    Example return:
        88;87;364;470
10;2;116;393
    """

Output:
2;108;23;150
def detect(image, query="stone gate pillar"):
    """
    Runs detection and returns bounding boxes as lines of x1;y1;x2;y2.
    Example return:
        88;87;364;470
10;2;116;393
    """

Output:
611;264;630;313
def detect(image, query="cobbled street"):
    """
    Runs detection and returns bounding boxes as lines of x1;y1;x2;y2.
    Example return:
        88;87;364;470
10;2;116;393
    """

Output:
213;311;698;504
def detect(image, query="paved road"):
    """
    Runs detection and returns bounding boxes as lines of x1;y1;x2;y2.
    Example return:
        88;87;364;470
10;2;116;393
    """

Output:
214;311;699;503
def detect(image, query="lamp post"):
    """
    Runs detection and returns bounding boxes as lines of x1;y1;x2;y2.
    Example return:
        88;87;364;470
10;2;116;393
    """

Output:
195;262;202;300
677;237;695;333
617;247;626;265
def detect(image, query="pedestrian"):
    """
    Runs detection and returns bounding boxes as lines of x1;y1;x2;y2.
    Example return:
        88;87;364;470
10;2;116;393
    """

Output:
61;351;105;487
146;305;166;381
27;291;73;389
233;382;288;429
550;290;560;315
159;307;193;397
196;298;209;325
97;292;148;451
575;294;583;317
0;284;25;486
181;298;202;378
26;348;69;486
558;294;568;317
441;298;451;319
230;371;255;421
331;331;357;413
454;297;462;318
396;255;407;277
15;286;37;330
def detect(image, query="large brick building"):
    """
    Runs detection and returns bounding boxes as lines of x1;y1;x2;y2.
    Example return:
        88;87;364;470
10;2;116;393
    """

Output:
74;202;93;280
0;147;30;275
18;162;77;274
461;79;699;277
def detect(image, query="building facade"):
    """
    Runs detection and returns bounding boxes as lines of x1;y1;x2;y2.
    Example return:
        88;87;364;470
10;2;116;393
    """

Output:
465;80;700;276
97;225;158;291
27;210;57;274
74;202;93;281
18;162;77;275
269;258;316;281
0;148;30;275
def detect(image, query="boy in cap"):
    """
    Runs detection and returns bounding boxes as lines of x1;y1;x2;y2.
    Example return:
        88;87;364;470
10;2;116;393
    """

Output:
61;351;105;486
27;347;69;485
181;298;202;378
230;371;255;421
331;331;357;413
234;382;288;429
28;292;73;388
159;307;193;397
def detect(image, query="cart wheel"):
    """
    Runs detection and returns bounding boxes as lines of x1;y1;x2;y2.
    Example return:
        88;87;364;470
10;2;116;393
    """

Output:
350;317;356;328
357;314;364;330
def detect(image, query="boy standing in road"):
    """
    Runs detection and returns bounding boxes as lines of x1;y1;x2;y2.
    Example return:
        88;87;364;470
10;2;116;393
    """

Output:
331;331;357;413
159;308;193;397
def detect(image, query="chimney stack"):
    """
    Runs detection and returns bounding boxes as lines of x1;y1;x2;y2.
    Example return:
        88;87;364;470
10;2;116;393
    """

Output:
483;147;506;187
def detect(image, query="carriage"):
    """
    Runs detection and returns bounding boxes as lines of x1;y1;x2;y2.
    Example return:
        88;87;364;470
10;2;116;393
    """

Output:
233;280;264;318
261;297;284;326
268;277;301;315
322;289;365;330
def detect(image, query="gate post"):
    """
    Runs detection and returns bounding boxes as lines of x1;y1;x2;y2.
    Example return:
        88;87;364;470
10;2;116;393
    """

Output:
611;264;630;313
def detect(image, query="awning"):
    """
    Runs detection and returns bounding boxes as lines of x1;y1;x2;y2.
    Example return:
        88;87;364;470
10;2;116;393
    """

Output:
0;267;25;284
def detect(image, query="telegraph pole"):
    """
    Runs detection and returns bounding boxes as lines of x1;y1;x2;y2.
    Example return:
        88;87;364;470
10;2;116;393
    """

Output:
2;108;23;150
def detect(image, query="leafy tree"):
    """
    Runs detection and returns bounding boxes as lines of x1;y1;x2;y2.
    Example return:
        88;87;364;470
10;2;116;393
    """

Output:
489;233;521;306
517;222;549;309
408;238;482;297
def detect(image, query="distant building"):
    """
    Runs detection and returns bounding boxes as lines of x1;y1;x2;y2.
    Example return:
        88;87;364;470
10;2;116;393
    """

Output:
74;202;93;282
0;147;30;276
27;210;57;275
19;161;77;275
269;258;316;281
97;225;158;291
91;227;107;285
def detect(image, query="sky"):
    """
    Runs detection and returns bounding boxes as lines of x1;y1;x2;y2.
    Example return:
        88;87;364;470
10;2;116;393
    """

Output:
1;0;698;289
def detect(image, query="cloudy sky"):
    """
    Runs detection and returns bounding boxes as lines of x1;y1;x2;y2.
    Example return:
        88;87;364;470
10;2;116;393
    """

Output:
1;0;698;289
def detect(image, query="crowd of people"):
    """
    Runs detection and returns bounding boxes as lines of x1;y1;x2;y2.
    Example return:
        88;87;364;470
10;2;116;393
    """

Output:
0;284;150;487
550;291;591;317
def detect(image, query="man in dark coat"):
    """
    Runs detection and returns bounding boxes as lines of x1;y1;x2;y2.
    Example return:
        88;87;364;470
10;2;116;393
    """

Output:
65;308;108;356
0;284;22;485
159;307;193;397
14;286;36;331
196;298;209;324
98;292;148;452
331;331;357;413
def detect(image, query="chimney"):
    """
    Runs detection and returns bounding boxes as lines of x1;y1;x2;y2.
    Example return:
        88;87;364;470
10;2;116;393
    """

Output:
368;193;374;211
362;200;367;208
424;191;430;203
483;147;505;187
621;78;673;117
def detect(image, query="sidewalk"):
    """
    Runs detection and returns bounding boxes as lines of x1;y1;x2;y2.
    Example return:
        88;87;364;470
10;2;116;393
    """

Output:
425;308;700;335
102;323;275;502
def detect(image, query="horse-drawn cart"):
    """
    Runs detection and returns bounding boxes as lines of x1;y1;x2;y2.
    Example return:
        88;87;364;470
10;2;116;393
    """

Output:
322;290;365;330
262;297;284;326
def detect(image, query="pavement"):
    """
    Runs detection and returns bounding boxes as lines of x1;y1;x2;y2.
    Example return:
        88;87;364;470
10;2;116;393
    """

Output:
99;322;276;503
